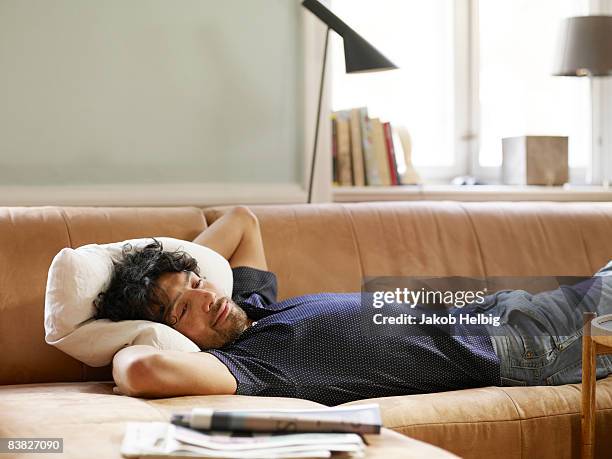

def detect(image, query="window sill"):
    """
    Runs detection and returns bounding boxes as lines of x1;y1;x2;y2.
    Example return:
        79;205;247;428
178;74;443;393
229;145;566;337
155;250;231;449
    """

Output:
0;183;307;207
332;185;612;202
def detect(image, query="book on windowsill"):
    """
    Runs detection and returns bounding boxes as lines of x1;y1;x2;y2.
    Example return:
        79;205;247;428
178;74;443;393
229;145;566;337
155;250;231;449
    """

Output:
331;107;413;187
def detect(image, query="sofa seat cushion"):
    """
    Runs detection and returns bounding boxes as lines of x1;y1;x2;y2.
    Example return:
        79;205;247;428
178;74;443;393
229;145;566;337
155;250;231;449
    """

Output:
0;382;324;458
342;377;612;459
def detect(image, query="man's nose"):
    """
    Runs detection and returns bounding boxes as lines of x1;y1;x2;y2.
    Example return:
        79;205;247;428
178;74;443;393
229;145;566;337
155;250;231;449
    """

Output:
198;289;216;312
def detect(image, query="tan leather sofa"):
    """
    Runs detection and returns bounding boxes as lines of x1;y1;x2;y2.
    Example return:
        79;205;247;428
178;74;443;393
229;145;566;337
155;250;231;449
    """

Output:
1;202;611;459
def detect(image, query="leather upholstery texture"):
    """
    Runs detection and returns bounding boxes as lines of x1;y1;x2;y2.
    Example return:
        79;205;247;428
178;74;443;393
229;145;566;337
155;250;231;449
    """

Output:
1;202;611;458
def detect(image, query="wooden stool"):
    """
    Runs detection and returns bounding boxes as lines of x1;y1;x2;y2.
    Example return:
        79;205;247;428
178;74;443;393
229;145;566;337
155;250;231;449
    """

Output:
581;312;612;459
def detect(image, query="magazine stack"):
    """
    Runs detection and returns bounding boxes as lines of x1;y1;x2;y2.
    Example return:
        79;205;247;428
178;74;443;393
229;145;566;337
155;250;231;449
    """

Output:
121;404;381;458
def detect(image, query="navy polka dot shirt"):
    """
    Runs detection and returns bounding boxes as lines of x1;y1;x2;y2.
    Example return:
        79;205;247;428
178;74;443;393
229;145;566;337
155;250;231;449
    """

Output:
207;267;501;406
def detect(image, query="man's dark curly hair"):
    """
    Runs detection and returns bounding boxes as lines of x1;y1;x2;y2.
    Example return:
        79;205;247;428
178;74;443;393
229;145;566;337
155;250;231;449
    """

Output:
94;239;199;324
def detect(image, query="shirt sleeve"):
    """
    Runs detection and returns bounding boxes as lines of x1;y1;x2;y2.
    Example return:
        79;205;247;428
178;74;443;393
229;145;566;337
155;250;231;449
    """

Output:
231;266;279;320
207;348;297;399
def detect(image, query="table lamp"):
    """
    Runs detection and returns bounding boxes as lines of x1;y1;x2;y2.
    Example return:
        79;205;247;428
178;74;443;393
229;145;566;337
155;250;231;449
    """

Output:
553;15;612;186
301;0;397;203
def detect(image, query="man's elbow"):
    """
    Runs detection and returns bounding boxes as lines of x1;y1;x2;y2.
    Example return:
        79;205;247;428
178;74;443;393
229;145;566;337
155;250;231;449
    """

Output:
231;205;258;228
114;353;163;398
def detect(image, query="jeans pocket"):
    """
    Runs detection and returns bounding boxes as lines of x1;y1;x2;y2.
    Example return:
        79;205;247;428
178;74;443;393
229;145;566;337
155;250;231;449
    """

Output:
551;328;583;351
506;307;558;361
506;332;558;370
543;332;597;386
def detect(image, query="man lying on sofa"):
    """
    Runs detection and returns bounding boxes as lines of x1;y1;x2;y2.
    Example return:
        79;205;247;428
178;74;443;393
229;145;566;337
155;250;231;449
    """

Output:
98;206;612;404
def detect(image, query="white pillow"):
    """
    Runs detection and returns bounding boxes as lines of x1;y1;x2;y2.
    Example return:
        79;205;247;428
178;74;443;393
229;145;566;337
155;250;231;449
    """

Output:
44;237;233;367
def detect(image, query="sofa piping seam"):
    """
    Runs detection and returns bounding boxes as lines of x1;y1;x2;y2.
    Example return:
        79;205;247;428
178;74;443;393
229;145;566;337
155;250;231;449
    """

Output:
456;203;487;278
497;387;523;459
387;406;612;429
342;204;365;280
57;207;73;248
571;208;595;272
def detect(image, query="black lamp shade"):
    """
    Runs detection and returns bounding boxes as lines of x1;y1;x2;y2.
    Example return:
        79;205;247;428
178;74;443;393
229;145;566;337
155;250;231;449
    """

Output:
342;30;397;73
302;0;397;73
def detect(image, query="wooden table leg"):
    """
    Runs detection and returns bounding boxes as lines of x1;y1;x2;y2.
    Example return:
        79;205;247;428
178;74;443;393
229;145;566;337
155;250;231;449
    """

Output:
581;312;597;459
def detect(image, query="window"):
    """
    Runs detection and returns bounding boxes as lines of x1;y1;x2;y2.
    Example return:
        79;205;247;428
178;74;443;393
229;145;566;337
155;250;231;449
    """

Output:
477;0;590;169
330;0;592;183
330;0;456;168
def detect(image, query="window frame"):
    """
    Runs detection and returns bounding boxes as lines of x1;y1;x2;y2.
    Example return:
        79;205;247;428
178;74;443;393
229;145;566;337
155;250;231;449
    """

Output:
590;0;612;186
415;0;473;182
321;0;606;185
470;0;591;185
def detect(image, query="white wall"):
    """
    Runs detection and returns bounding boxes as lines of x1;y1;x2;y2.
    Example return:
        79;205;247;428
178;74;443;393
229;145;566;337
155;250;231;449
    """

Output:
0;0;303;188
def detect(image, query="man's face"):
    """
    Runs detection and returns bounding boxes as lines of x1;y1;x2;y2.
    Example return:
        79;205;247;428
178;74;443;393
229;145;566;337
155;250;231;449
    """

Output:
156;270;250;349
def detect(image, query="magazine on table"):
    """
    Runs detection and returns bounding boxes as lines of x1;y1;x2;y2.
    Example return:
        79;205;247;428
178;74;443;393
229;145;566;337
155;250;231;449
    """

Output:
120;422;366;458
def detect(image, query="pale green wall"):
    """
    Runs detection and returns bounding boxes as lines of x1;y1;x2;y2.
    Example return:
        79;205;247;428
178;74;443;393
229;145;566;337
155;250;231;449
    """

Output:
0;0;303;185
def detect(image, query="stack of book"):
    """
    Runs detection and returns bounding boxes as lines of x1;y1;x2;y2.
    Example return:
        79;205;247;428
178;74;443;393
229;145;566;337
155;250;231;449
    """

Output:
331;107;419;187
121;404;381;458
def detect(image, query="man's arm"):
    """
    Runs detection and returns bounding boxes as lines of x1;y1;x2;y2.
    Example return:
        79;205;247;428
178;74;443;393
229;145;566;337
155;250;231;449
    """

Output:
112;345;237;398
192;206;268;270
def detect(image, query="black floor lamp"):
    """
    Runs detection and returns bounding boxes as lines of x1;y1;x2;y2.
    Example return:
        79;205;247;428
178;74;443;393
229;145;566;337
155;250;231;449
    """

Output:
301;0;397;203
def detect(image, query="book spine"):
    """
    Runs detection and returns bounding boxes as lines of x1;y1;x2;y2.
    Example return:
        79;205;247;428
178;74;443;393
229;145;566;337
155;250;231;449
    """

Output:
349;108;365;186
359;108;380;186
334;111;353;186
331;114;339;186
370;118;391;186
383;122;399;186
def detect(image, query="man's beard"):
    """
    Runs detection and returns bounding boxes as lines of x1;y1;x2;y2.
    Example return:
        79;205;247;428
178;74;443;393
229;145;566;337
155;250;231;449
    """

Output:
203;299;250;350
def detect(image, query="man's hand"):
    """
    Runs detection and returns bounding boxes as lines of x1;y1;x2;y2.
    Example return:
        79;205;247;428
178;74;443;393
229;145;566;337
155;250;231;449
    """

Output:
112;345;237;398
193;206;268;270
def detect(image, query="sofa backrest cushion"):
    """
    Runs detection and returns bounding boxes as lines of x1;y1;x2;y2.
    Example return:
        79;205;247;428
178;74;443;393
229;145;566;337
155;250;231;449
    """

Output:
207;202;612;301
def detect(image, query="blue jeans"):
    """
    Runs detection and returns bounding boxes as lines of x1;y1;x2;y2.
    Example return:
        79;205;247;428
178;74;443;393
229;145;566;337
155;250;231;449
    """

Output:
481;272;612;386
